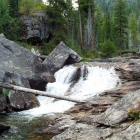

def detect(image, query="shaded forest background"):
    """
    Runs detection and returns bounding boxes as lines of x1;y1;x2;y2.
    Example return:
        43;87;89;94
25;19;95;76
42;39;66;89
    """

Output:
0;0;140;58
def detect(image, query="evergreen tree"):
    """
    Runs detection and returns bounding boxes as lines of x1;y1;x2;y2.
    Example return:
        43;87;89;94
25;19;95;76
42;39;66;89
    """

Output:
129;13;139;49
9;0;19;18
104;8;111;40
78;0;94;50
0;0;18;40
66;0;78;48
114;0;128;54
45;0;68;52
84;1;93;50
94;5;103;49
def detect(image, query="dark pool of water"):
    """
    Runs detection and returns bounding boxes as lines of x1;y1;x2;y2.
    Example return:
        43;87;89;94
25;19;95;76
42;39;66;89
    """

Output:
0;113;55;140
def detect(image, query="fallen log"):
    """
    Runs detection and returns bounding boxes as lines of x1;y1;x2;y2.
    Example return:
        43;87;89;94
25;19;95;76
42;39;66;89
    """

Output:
0;82;84;103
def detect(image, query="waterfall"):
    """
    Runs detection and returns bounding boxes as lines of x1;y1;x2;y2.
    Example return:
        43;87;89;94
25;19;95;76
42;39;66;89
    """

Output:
20;65;120;116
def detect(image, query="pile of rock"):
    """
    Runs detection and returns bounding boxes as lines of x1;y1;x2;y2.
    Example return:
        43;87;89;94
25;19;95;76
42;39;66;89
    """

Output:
0;33;82;133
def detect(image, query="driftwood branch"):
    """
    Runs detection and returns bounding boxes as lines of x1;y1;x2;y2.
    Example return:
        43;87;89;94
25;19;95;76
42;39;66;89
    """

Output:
0;82;84;103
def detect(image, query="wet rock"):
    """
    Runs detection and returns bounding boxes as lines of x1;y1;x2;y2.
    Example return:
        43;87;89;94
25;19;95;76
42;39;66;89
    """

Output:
28;71;55;91
8;90;40;110
4;72;40;111
116;60;140;81
39;115;76;135
43;41;82;73
66;97;117;117
93;89;140;126
0;123;10;133
101;81;140;97
0;89;7;112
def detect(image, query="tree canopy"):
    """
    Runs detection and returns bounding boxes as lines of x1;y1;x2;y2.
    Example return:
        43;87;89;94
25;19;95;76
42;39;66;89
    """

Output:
1;0;140;57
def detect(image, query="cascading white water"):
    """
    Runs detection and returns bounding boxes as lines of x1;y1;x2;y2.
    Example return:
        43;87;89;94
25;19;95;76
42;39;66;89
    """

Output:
20;65;120;116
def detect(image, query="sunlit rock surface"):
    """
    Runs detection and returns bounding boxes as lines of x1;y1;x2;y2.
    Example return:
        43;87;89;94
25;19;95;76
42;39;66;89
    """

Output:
0;33;54;90
43;41;82;73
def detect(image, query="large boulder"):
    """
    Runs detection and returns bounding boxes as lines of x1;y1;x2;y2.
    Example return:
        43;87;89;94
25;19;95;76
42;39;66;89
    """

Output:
93;89;140;126
4;72;40;111
43;41;82;73
0;33;55;90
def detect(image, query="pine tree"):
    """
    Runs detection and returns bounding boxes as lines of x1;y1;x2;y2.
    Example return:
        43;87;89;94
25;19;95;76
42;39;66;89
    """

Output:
129;13;139;49
66;0;78;48
78;0;94;50
114;0;128;54
0;0;18;40
9;0;19;18
94;5;103;49
104;8;111;41
45;0;68;52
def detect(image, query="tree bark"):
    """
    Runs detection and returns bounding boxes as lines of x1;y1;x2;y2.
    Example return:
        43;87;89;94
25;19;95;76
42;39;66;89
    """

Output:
78;5;83;50
0;82;84;103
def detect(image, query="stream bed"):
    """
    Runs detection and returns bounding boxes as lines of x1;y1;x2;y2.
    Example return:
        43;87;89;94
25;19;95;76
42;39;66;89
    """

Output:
0;113;55;140
0;65;120;140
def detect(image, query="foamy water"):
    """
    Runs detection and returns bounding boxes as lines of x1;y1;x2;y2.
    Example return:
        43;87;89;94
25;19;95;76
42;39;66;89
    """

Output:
19;65;120;117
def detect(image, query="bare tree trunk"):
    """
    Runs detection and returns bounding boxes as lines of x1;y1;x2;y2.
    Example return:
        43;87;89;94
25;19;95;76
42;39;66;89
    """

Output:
0;82;84;103
85;2;93;50
78;6;83;50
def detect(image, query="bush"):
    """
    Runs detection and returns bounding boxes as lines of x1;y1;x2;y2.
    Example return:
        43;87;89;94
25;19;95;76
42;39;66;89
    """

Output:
19;0;46;14
41;41;57;56
2;88;9;97
128;108;140;120
101;40;117;58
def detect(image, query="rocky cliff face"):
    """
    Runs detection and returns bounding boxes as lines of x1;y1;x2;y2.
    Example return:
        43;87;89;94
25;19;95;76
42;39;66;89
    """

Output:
19;10;49;44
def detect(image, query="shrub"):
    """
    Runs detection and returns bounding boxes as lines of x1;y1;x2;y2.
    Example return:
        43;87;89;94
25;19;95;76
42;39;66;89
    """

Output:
2;88;9;97
128;108;140;120
19;0;46;14
101;40;117;58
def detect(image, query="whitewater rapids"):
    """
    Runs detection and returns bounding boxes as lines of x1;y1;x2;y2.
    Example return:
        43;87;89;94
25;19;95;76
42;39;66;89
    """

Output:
19;65;120;116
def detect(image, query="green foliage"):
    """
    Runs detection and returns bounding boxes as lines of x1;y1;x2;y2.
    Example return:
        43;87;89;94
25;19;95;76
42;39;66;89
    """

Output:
19;0;46;14
2;88;9;97
42;41;56;56
9;0;19;18
33;1;46;11
17;42;37;51
81;50;97;59
94;5;103;49
114;0;128;52
79;0;94;17
129;13;139;49
95;0;114;14
104;8;111;40
46;0;68;47
101;40;117;58
0;0;19;41
128;108;140;120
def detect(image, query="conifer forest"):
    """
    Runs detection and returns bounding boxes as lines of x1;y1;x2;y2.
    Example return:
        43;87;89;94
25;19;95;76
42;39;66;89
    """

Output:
0;0;140;58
